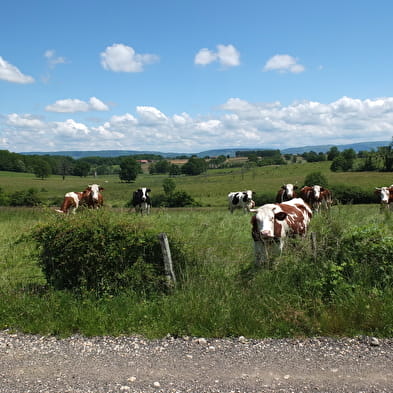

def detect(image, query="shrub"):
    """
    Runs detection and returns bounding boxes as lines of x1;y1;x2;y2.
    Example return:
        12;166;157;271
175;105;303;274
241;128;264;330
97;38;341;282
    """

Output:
149;191;201;208
303;172;329;187
32;213;189;295
9;188;42;206
330;184;376;204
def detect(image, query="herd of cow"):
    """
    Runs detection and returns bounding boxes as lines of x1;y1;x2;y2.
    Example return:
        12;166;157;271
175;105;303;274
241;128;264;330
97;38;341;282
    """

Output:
55;182;393;268
55;185;152;215
231;184;393;267
228;184;333;267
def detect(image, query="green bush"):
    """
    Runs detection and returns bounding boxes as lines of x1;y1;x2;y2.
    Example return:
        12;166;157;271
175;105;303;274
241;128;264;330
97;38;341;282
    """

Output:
149;191;201;208
32;213;188;295
330;184;376;204
9;188;42;206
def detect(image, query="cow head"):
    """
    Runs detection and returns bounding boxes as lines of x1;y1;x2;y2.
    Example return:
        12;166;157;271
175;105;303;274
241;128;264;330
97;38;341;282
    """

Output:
250;204;287;240
137;187;151;201
239;190;252;202
87;184;104;202
312;185;325;200
375;186;391;204
282;183;297;199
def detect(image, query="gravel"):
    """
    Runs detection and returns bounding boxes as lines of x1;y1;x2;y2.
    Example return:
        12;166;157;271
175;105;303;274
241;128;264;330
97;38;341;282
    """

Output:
1;330;393;392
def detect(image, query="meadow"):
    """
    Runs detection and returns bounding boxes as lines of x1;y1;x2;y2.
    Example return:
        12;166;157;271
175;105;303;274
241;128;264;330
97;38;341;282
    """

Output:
1;163;393;338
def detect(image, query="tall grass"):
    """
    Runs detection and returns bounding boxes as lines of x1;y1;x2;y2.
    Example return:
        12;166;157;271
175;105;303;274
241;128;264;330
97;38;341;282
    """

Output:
1;204;393;338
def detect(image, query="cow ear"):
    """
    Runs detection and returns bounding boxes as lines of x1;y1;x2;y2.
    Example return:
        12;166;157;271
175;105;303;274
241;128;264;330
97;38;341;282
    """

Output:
99;187;104;191
275;212;287;221
147;188;151;192
281;185;286;189
294;185;298;189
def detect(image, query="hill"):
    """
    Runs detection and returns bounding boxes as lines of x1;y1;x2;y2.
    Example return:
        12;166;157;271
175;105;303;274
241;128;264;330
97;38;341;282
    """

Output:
21;140;390;159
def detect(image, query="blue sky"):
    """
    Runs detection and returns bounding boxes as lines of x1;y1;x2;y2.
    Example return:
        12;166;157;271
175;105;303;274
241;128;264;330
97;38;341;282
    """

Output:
1;0;393;153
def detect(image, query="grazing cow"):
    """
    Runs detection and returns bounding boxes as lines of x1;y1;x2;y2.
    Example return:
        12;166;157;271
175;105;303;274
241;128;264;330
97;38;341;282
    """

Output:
55;188;91;214
275;183;298;203
228;190;255;213
84;184;104;209
132;187;152;214
300;185;332;213
250;198;313;267
375;186;393;211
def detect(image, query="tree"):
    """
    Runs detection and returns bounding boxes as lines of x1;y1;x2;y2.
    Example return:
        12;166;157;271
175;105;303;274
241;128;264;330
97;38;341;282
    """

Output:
181;157;207;176
149;160;170;174
169;164;181;176
73;161;90;177
378;138;393;171
34;159;51;179
303;171;328;187
163;178;176;195
327;146;340;161
119;157;140;182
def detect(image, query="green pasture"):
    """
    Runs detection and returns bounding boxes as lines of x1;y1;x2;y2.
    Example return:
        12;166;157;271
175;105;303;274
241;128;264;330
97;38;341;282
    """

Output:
1;201;393;338
1;161;393;208
1;165;393;338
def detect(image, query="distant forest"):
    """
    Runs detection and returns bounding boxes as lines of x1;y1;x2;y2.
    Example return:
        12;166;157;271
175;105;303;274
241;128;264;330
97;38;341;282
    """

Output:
2;141;393;178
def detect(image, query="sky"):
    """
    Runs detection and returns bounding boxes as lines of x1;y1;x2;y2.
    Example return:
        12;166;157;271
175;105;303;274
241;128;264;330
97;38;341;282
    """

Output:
1;0;393;154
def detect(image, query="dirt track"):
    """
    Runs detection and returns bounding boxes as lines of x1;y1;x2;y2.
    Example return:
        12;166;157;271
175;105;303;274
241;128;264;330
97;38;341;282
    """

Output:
1;331;392;392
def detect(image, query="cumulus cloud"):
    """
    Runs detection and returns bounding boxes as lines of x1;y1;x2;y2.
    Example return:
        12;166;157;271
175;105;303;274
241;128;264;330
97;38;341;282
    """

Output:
263;54;305;73
195;44;240;68
0;56;34;84
100;43;159;72
3;96;393;152
45;97;109;113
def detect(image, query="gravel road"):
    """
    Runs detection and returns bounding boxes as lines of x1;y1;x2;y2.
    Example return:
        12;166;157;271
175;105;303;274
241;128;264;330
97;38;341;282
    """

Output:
1;331;392;393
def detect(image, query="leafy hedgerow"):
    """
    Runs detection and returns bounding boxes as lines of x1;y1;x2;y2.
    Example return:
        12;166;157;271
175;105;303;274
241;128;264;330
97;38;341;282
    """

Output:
31;212;189;296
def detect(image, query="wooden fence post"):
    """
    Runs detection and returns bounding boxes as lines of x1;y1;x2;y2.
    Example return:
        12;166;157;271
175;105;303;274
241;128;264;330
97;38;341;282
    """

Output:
158;233;176;287
310;231;317;262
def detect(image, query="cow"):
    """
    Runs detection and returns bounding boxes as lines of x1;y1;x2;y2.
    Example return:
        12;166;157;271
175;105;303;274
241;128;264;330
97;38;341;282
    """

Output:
250;198;313;267
375;186;393;211
132;187;152;215
84;184;104;209
275;183;298;203
300;185;332;213
228;190;255;213
55;188;91;214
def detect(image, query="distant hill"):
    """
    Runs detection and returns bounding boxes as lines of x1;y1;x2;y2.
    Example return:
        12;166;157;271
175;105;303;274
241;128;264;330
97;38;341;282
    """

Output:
21;140;390;159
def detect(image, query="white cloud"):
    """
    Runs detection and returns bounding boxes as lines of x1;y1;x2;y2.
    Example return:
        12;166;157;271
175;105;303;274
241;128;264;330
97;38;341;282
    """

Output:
195;44;240;68
100;43;159;72
194;48;217;65
45;97;109;113
263;54;305;73
44;49;67;68
0;56;34;84
3;96;393;152
136;106;168;123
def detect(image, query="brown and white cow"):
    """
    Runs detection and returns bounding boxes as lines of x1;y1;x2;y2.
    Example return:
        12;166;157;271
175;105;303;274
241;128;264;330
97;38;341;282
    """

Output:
84;184;104;209
275;183;298;203
250;198;312;267
300;185;332;213
55;188;91;214
375;186;393;211
228;190;255;213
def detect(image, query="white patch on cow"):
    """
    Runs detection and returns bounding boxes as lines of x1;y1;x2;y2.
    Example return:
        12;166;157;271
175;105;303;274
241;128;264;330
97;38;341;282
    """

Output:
88;184;101;202
65;191;79;207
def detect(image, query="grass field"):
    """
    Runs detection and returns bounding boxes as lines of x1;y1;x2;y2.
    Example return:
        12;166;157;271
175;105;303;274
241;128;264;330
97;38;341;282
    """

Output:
2;161;393;208
1;165;393;338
